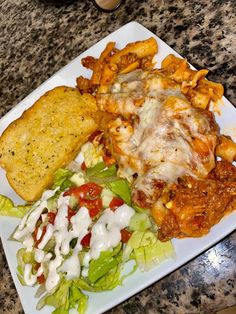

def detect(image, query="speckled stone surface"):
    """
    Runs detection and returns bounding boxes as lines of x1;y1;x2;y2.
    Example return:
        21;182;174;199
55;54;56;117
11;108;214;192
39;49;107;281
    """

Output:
0;0;236;313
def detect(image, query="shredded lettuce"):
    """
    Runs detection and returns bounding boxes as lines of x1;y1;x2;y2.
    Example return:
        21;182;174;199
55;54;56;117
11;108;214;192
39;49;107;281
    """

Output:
37;279;88;314
69;284;88;314
0;195;31;218
76;265;122;293
74;245;125;292
123;231;175;271
86;162;117;184
129;213;152;231
107;179;131;205
0;194;13;211
77;258;137;293
44;279;71;310
88;245;122;283
16;248;36;285
86;162;106;177
53;168;74;190
10;158;176;314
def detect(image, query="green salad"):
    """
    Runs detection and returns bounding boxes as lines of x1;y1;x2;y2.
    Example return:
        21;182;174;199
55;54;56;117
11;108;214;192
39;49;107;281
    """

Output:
0;140;175;314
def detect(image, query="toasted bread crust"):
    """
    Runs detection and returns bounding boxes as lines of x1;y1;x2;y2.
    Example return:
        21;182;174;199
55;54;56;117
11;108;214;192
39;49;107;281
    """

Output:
0;86;98;201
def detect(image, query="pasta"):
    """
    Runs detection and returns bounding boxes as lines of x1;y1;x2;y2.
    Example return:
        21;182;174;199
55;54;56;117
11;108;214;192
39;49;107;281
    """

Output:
216;135;236;162
76;38;236;241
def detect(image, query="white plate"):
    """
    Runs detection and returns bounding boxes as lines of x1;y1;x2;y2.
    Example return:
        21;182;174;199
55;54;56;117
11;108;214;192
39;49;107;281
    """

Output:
0;21;236;314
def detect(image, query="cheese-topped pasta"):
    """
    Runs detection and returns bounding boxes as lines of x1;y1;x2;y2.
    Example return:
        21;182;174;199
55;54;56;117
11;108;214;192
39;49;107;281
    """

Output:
97;69;218;210
77;38;236;240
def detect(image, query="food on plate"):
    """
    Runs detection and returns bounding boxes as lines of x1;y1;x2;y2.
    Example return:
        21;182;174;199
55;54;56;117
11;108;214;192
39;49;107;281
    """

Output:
11;134;174;313
0;36;236;314
76;37;158;94
77;38;236;241
157;160;236;240
0;86;99;202
215;135;236;163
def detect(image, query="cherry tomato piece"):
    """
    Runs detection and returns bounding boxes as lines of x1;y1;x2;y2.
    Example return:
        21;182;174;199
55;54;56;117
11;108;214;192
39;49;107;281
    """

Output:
32;227;38;243
80;232;92;247
64;183;102;199
109;197;124;211
47;212;56;224
120;229;132;243
80;198;102;218
37;273;45;284
33;226;47;248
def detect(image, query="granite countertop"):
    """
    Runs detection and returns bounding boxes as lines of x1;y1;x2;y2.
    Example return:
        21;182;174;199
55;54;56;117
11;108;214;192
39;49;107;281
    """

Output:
0;0;235;313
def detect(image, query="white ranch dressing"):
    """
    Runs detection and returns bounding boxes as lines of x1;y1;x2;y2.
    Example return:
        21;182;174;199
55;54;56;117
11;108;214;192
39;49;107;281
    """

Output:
22;235;34;252
90;205;134;259
37;224;54;250
34;249;52;263
58;206;92;281
44;197;92;292
24;264;44;286
15;188;135;292
34;193;71;292
81;204;135;276
13;189;58;241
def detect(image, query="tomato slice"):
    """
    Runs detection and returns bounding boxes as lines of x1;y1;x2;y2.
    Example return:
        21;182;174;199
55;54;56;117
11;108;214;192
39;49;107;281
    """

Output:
37;273;45;284
64;183;103;218
67;206;76;223
80;198;102;218
64;183;102;199
109;197;124;211
80;232;92;247
47;212;56;224
34;226;47;248
120;229;132;243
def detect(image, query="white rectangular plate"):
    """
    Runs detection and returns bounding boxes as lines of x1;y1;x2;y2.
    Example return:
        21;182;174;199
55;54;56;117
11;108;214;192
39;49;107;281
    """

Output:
0;22;236;314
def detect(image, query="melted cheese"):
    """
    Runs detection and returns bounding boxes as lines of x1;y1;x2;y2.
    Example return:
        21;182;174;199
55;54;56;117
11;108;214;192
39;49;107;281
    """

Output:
97;70;218;201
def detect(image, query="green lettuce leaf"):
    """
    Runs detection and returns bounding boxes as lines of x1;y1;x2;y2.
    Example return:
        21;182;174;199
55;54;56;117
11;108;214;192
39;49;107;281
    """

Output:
45;279;70;309
86;162;117;184
69;283;88;314
88;247;122;283
0;195;31;218
85;162;106;177
52;307;68;314
52;168;73;190
38;279;88;314
107;179;131;205
75;245;124;292
76;265;122;292
129;213;152;232
123;231;175;271
16;248;36;285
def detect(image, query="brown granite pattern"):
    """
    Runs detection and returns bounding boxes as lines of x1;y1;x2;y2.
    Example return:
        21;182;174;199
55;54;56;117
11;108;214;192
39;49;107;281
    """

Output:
0;0;236;313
